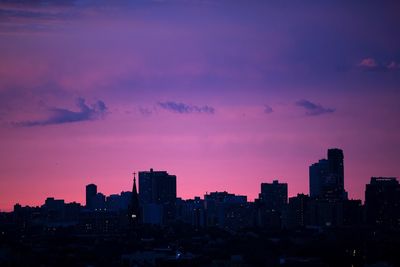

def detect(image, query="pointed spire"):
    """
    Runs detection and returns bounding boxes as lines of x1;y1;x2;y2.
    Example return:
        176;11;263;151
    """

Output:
130;171;140;225
132;172;138;195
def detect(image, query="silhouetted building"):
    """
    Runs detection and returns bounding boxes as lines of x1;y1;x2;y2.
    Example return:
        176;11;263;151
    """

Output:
259;180;288;212
310;159;329;198
86;184;97;210
93;193;106;211
139;168;177;224
365;177;400;227
120;191;133;209
257;180;288;229
106;194;122;211
176;197;205;228
204;191;253;229
309;148;347;200
283;194;310;229
105;192;132;212
307;198;343;227
343;199;363;226
328;148;344;189
326;148;347;199
283;195;362;229
43;197;65;222
44;197;65;210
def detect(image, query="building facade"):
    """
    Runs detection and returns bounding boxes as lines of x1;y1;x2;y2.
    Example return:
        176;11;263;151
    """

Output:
365;177;400;227
139;168;177;224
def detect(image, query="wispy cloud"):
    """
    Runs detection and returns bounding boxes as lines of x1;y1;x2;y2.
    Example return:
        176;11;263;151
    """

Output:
138;107;154;116
387;61;400;70
295;99;335;116
358;58;378;69
0;2;81;34
15;98;108;127
358;57;400;72
264;105;273;114
158;101;215;114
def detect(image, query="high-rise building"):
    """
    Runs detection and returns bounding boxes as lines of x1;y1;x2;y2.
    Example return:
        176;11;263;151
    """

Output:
365;177;400;227
139;168;177;224
309;148;347;200
86;184;97;210
139;168;176;204
309;159;329;198
327;148;345;195
259;180;288;212
256;180;287;230
93;193;106;210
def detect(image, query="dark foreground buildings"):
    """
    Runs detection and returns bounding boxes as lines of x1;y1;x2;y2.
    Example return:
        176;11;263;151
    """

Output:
1;151;400;266
365;177;400;227
257;180;288;229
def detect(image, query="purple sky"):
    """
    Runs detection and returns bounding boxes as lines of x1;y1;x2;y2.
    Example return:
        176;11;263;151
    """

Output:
0;0;399;211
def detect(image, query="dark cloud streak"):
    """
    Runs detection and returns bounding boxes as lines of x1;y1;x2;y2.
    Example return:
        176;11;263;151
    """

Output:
15;98;108;127
158;101;215;114
295;99;335;116
264;105;273;114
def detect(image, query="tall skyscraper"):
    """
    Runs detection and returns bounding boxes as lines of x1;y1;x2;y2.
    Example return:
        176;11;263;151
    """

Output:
365;177;400;227
139;168;177;224
259;180;288;212
327;148;344;194
86;184;97;210
309;148;347;200
309;159;329;198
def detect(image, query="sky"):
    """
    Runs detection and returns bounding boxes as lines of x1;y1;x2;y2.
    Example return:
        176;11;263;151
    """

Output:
0;0;399;211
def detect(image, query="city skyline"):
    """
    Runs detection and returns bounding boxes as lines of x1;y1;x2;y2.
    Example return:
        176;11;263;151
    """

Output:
4;147;396;211
1;1;400;211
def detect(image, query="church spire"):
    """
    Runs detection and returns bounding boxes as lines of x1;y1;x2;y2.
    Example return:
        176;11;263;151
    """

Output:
129;171;140;225
132;172;138;195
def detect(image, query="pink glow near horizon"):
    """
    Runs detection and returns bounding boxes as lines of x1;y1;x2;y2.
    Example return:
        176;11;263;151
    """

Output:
0;1;400;211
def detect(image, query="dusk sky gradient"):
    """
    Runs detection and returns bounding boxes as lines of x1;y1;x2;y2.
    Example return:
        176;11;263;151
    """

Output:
1;0;400;211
